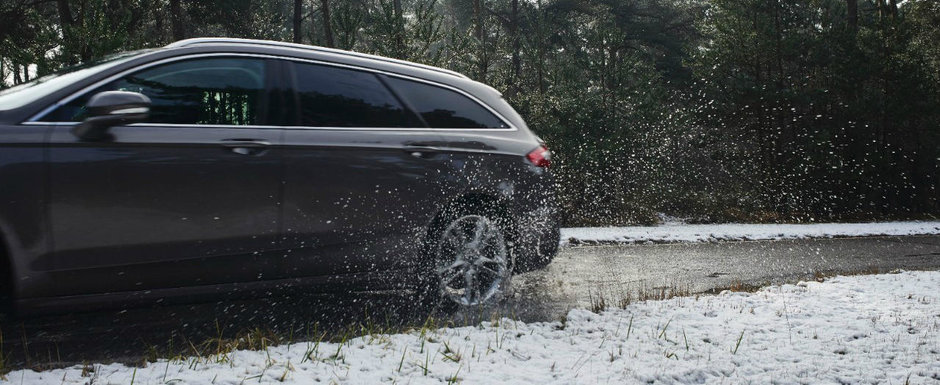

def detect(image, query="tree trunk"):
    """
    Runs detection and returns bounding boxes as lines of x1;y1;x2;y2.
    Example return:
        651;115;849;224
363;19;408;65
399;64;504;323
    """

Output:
473;0;483;42
535;0;545;95
170;0;184;41
509;0;520;93
473;0;486;80
55;0;74;29
877;0;889;21
74;0;90;63
56;0;78;64
393;0;402;20
393;0;404;56
846;0;857;35
293;0;303;43
320;0;334;47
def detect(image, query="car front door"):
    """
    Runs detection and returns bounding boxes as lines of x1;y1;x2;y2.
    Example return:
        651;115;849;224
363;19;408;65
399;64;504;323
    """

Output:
37;56;284;297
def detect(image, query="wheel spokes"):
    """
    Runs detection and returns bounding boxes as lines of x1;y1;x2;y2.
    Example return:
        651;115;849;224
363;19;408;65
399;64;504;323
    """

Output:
436;215;509;307
442;270;463;286
437;259;467;275
462;268;476;304
471;219;487;244
476;264;500;276
475;255;501;265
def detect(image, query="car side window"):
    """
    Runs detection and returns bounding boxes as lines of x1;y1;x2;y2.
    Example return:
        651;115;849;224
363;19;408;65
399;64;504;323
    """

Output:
384;77;508;129
290;62;419;128
41;58;267;125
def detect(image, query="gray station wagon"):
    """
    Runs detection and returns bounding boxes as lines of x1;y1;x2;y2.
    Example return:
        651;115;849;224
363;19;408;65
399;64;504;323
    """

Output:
0;38;560;315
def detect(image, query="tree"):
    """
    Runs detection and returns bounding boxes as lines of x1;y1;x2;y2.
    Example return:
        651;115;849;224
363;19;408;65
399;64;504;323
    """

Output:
320;0;334;47
171;0;185;41
291;0;302;43
1;0;936;222
847;0;858;34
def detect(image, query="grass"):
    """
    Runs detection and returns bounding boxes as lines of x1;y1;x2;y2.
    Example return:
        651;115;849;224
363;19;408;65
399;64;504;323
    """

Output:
0;267;918;379
731;330;745;355
0;300;452;377
445;364;462;384
587;283;693;313
588;290;607;313
168;309;448;368
135;307;473;378
701;280;768;294
396;347;407;372
625;315;633;339
184;326;282;366
657;318;672;340
812;267;888;281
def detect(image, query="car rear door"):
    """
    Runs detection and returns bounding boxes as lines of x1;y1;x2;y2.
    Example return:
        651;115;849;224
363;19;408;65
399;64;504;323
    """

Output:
37;56;284;297
277;60;455;279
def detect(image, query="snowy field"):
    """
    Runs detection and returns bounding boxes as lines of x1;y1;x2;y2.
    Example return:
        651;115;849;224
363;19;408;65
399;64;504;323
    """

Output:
8;271;938;384
561;220;940;245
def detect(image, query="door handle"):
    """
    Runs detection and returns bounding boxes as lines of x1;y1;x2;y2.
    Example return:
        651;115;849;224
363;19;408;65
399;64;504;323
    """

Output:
221;138;270;147
220;139;271;155
403;145;440;159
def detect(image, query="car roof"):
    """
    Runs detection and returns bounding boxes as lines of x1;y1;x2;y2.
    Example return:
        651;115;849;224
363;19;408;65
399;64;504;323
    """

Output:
166;38;469;80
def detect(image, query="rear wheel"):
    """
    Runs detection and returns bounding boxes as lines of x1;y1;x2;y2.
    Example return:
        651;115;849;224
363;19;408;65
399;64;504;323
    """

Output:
425;214;512;308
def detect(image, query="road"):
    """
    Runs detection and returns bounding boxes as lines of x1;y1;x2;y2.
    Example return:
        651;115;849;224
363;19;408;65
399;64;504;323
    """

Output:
2;235;939;370
506;235;940;322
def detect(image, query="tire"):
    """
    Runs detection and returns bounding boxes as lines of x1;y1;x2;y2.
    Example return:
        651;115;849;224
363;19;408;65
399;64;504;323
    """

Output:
514;224;560;273
418;210;513;309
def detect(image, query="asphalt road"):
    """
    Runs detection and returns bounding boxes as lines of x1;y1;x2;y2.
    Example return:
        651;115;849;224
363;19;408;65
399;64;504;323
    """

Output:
506;235;940;321
2;235;939;370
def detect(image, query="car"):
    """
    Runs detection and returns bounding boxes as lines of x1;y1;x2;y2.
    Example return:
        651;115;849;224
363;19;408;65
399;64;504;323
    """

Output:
0;38;560;315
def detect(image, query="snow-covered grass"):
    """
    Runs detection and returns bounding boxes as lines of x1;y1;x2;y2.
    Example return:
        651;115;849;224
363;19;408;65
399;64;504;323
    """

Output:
8;271;938;384
561;220;940;245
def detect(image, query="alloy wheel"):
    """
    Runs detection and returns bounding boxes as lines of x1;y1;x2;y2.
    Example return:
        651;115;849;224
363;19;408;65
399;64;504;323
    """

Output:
435;215;510;306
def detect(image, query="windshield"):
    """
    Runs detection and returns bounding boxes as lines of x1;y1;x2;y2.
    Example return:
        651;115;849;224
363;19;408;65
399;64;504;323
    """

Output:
0;50;154;111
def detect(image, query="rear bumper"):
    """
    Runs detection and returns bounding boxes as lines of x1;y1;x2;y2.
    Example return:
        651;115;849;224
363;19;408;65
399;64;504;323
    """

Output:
510;169;561;272
512;204;560;272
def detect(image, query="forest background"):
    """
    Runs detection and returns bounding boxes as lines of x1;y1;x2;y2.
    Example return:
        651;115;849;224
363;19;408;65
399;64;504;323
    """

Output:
2;0;938;225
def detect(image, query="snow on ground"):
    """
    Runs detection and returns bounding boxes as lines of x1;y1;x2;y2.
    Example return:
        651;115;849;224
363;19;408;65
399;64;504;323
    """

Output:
8;271;939;384
561;221;940;245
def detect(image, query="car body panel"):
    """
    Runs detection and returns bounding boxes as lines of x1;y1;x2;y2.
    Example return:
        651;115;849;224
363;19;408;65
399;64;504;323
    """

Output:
279;128;456;277
35;124;283;298
0;124;50;299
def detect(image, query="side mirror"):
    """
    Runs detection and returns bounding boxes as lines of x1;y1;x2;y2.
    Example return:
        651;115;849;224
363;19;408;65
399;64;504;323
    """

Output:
72;91;151;141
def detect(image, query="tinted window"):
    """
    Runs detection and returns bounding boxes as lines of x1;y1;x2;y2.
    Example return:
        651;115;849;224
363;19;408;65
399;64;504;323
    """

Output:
292;63;417;127
385;77;508;129
43;58;266;125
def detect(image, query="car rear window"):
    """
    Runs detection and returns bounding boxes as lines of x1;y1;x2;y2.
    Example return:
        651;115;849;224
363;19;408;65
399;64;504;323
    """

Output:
384;77;508;129
289;62;420;128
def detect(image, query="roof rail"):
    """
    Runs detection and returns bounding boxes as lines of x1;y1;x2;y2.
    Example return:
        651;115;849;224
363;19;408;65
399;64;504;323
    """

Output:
166;38;468;79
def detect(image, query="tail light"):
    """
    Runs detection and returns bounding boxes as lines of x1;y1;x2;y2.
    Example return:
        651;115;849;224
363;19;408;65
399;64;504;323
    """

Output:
526;145;551;168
